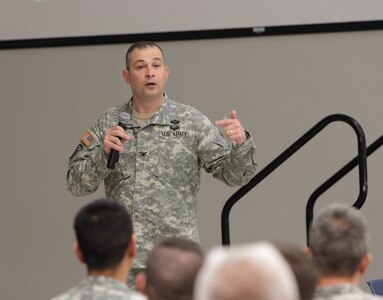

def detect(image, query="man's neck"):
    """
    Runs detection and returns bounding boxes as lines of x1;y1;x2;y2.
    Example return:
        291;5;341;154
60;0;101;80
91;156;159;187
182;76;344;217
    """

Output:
132;94;164;113
318;275;360;287
87;259;132;284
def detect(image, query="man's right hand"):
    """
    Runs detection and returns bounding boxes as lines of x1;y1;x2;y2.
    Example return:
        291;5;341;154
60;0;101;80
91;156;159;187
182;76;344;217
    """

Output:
103;125;131;155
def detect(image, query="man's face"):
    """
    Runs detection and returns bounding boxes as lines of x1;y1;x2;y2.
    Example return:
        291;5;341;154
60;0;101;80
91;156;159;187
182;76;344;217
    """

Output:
124;46;169;101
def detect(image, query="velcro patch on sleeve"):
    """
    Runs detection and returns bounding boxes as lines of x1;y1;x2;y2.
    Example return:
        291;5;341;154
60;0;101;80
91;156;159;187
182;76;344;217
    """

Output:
81;130;95;148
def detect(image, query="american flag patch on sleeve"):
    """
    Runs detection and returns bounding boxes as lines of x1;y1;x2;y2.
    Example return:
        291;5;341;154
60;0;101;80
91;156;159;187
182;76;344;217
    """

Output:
81;130;95;147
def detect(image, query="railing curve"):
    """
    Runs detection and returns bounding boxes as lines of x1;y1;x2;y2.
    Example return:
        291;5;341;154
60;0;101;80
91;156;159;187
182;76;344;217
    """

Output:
221;114;367;245
306;134;382;245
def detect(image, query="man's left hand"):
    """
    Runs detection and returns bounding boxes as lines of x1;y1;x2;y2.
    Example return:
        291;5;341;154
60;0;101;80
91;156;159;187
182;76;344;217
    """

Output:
215;110;247;145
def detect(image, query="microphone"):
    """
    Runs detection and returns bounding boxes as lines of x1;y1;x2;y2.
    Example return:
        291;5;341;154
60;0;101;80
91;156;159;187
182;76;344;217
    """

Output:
107;112;131;169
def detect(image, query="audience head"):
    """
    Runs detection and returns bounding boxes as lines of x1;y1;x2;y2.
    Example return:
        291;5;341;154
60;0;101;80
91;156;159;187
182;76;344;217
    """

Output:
137;236;204;300
195;242;299;300
308;203;370;279
273;241;319;300
74;198;135;271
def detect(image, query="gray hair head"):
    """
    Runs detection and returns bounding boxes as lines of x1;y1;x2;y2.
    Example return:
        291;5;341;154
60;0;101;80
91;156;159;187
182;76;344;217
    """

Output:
194;242;299;300
309;203;369;277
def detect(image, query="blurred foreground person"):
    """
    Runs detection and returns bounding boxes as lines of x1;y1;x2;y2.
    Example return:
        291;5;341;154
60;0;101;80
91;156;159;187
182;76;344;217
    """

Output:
274;241;319;300
136;236;203;300
194;242;299;300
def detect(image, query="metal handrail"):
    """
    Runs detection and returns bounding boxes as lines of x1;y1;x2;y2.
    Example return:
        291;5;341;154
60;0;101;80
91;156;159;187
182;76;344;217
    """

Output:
306;134;382;245
221;114;368;245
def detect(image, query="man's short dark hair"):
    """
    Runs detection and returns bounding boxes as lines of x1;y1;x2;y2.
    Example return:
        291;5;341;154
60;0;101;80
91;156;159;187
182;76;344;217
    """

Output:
146;236;204;300
273;241;319;300
309;203;369;277
125;41;164;70
74;198;133;270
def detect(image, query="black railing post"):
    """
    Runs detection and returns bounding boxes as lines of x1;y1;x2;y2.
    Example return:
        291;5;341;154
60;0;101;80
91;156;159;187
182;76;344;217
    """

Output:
221;114;368;246
306;134;382;245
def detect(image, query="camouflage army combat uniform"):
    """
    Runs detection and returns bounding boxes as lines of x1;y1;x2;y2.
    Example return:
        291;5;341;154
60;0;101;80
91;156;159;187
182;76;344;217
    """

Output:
313;284;382;300
67;95;257;268
50;276;146;300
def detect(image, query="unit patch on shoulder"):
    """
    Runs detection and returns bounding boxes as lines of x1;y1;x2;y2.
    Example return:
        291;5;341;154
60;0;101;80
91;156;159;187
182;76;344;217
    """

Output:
81;130;95;148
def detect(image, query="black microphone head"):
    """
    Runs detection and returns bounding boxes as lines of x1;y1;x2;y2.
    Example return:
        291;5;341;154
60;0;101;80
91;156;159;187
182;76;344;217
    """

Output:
118;112;131;126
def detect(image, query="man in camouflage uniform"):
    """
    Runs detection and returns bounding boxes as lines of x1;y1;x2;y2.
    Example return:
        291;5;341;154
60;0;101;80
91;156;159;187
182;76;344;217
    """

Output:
307;203;381;300
51;199;145;300
66;41;257;282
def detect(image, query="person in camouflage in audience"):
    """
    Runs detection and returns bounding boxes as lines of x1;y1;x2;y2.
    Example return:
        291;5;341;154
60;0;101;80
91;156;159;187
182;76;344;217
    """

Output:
307;203;382;300
66;41;257;284
50;199;145;300
136;236;204;300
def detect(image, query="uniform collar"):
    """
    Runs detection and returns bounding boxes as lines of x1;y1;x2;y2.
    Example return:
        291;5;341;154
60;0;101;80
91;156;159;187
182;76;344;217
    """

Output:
126;94;172;126
315;283;363;297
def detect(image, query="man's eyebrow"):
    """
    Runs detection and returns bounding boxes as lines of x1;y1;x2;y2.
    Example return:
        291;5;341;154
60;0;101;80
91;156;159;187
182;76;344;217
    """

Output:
133;57;163;65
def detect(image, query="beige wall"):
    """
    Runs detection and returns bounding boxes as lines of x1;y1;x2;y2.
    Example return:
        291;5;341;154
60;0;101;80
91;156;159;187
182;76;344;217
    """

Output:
0;31;382;299
2;0;383;40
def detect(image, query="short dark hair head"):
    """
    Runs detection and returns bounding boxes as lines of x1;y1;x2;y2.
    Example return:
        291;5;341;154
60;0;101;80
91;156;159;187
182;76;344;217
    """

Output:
146;236;204;300
309;203;369;277
125;41;164;70
273;241;319;300
74;198;133;270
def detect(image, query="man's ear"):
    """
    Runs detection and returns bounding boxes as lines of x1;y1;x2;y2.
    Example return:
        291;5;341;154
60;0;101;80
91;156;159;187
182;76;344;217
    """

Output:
165;65;170;80
74;241;85;264
128;233;137;260
122;69;130;85
304;246;313;257
359;253;372;275
135;272;147;295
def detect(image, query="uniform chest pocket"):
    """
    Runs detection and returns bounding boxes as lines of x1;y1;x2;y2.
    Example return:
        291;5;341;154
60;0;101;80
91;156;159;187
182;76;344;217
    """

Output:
144;135;197;181
118;151;135;180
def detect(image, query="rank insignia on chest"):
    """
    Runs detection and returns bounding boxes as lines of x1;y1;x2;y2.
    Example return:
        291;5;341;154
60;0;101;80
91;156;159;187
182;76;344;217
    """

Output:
170;120;180;131
81;130;95;148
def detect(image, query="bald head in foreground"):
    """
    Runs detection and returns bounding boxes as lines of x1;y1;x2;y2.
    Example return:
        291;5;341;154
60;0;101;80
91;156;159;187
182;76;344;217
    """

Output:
195;242;299;300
